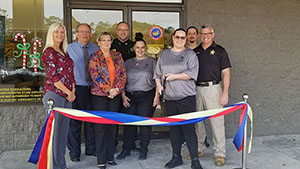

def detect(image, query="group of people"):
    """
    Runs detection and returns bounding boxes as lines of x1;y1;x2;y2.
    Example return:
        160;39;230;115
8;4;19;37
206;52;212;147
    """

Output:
41;21;231;169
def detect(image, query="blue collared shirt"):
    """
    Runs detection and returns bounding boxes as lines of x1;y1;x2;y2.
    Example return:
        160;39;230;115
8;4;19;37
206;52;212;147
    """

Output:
67;41;99;86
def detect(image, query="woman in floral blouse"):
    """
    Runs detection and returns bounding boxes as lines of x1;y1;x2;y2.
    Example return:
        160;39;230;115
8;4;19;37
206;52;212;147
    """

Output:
89;32;126;169
42;22;76;169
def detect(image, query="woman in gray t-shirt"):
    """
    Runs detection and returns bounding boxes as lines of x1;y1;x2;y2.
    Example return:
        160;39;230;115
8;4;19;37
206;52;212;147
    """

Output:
117;33;160;161
154;28;203;169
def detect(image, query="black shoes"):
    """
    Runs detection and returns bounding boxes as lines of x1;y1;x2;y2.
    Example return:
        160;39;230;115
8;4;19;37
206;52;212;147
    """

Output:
138;152;147;160
97;164;106;169
117;150;131;160
107;161;117;165
70;156;80;162
165;155;183;168
85;152;97;157
191;158;203;169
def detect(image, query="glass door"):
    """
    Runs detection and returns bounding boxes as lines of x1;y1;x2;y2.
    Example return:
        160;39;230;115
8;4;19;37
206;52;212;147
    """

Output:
132;11;180;58
65;0;184;138
71;9;123;43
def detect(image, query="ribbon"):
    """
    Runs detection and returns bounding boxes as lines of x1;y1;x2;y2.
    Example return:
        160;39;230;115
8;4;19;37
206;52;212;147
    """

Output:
28;102;253;169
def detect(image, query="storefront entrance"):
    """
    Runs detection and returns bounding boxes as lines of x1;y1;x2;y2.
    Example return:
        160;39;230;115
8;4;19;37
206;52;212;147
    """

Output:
64;0;184;138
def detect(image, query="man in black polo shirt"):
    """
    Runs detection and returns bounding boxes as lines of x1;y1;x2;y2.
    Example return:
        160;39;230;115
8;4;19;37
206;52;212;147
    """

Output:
110;22;137;160
186;26;210;161
194;24;231;166
111;22;135;61
186;26;199;50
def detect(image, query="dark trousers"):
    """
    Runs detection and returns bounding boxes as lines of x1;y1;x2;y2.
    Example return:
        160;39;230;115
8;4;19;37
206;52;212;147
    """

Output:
165;96;198;159
123;89;156;153
68;85;95;158
43;91;71;169
92;94;121;165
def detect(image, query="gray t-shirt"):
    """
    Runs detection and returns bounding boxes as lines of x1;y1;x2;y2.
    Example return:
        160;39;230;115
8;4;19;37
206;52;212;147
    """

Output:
125;57;156;92
154;48;199;100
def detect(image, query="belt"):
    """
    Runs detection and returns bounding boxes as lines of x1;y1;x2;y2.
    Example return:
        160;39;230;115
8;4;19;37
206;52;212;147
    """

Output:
128;88;155;96
196;80;220;87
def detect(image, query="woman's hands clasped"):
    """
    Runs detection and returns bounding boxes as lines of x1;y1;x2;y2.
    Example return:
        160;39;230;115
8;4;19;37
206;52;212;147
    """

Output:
108;88;119;99
67;84;76;102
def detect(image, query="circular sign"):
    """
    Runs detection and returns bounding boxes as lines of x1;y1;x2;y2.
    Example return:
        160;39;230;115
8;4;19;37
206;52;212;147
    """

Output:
149;26;163;41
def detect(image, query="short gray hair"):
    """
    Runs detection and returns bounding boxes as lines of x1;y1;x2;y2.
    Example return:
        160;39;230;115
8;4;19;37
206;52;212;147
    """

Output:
97;32;113;42
76;23;91;32
200;24;214;33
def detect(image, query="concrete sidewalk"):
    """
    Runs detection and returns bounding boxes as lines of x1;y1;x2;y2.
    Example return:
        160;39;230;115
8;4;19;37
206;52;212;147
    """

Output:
1;134;300;169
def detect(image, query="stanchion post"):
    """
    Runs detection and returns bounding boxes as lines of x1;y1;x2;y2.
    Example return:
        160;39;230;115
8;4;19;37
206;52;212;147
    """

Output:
47;98;54;112
234;93;249;169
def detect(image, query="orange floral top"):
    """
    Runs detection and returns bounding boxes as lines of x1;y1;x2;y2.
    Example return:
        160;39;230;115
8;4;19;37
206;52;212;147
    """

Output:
89;49;126;96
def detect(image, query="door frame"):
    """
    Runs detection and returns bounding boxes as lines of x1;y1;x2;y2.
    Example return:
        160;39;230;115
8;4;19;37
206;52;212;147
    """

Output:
63;0;186;43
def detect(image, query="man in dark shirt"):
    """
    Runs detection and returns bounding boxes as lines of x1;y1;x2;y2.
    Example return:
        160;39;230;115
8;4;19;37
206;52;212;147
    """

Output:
110;22;137;160
186;26;210;161
186;26;198;50
194;24;231;166
111;22;135;61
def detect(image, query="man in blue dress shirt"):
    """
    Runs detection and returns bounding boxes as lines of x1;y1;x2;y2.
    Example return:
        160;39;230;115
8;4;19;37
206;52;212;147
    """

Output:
67;23;99;162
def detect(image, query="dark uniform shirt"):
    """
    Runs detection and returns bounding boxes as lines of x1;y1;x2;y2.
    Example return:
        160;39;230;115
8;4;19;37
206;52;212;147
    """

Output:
194;41;231;82
111;38;135;61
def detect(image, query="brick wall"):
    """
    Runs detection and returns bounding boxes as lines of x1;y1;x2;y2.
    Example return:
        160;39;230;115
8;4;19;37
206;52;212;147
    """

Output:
0;104;45;150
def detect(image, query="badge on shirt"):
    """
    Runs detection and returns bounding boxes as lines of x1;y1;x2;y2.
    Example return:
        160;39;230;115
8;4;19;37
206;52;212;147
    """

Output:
210;50;215;55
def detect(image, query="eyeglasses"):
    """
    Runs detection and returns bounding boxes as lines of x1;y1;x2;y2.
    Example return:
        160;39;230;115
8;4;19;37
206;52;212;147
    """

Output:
200;32;213;36
117;29;129;32
77;31;91;34
174;36;186;40
99;39;112;43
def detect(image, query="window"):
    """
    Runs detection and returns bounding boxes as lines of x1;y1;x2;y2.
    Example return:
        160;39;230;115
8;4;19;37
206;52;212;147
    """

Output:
0;0;63;102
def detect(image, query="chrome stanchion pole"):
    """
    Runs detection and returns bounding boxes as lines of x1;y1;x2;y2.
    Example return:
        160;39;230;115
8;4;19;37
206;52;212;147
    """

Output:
234;93;249;169
47;98;54;112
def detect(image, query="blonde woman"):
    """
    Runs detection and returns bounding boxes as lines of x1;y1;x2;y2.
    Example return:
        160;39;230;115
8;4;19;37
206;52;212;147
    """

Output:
42;23;76;169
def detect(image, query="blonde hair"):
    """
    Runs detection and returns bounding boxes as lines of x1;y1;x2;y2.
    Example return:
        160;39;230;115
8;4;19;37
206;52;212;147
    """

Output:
43;23;68;53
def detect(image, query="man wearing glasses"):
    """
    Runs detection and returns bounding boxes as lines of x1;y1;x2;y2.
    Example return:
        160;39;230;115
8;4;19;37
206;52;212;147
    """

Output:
111;22;135;61
110;22;137;160
67;23;98;162
194;24;231;166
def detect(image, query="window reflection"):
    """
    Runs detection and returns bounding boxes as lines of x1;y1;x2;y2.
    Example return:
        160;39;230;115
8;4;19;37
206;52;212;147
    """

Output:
132;11;179;58
71;9;122;43
0;0;63;102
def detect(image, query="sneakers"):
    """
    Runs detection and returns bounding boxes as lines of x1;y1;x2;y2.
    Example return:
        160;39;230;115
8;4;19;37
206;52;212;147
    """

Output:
191;158;203;169
165;155;183;169
186;151;205;160
116;150;131;160
215;156;225;166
